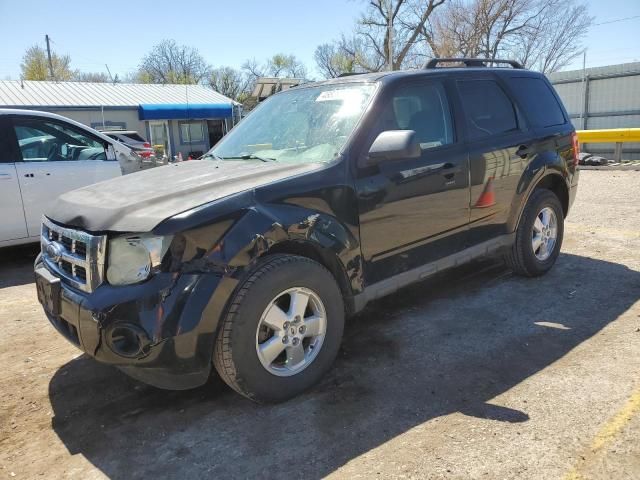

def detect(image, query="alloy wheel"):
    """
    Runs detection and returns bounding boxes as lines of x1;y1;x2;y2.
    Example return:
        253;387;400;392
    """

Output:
255;287;327;377
532;206;558;261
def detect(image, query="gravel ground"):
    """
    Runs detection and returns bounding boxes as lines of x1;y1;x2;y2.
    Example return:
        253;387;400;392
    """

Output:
0;170;639;480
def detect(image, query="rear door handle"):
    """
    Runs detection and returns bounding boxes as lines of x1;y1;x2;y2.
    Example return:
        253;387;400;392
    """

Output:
24;173;35;178
516;145;534;158
0;173;12;180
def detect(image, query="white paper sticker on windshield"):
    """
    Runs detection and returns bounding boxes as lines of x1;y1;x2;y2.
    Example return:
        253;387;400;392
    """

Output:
316;89;358;102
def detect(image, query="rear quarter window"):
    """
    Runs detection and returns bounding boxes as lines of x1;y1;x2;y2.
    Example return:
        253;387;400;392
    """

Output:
509;77;566;128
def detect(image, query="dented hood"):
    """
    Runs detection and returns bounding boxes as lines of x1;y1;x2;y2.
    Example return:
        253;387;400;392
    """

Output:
47;160;322;232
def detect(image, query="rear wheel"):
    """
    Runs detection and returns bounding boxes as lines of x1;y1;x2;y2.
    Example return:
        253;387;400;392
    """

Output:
213;254;344;403
506;189;564;277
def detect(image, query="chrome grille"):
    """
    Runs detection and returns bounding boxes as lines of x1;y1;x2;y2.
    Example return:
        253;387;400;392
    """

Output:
41;216;107;293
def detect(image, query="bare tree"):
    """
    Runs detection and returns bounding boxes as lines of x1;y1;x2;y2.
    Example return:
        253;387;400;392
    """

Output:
208;66;250;102
314;0;446;76
138;40;210;84
510;0;592;72
427;0;592;73
238;54;308;101
73;71;111;83
315;0;445;77
314;43;357;78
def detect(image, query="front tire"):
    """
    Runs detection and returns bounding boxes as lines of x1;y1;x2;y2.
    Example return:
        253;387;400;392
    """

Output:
213;254;344;403
506;189;564;277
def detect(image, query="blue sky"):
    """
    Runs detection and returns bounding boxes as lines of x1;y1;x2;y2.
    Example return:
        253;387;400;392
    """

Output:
0;0;638;80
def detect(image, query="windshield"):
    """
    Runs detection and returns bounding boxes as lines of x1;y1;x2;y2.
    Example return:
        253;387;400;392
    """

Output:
208;83;376;163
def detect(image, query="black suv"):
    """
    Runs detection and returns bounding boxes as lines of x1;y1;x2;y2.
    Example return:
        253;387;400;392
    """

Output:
35;58;579;403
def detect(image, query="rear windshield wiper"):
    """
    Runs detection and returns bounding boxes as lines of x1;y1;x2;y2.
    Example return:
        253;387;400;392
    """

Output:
224;154;277;162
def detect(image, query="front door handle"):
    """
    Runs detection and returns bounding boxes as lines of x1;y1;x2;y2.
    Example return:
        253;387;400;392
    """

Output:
516;145;534;159
24;173;35;178
441;163;461;179
0;173;12;180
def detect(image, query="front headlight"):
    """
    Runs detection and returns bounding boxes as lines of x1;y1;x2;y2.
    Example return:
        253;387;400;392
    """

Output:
106;234;173;286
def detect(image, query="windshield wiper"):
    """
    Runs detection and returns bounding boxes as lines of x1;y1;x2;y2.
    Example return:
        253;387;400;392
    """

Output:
201;152;225;161
225;154;277;162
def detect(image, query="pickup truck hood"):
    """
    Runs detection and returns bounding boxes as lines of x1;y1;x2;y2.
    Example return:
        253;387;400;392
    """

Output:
47;160;322;232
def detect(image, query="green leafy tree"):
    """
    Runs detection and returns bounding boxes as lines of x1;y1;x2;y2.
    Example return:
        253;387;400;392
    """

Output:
20;45;74;81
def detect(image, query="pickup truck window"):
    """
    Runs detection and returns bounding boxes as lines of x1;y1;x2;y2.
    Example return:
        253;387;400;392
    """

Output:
208;84;376;163
14;119;107;162
457;80;518;140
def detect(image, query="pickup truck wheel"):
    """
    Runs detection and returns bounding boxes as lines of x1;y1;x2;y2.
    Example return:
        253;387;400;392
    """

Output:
213;254;344;403
506;189;564;277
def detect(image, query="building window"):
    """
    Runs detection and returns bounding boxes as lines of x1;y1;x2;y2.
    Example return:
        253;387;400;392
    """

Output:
179;121;205;144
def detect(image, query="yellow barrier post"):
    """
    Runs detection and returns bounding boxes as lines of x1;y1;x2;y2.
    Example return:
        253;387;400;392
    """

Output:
576;128;640;163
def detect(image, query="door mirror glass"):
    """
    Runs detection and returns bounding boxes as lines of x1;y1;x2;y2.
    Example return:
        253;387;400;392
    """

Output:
367;130;421;164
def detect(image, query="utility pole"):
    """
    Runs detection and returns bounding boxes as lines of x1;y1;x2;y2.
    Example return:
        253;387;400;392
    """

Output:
105;64;115;84
387;0;394;71
579;49;587;130
45;34;54;80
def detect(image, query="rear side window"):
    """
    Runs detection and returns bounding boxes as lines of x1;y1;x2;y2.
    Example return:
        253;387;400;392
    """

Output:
457;80;518;140
509;77;566;128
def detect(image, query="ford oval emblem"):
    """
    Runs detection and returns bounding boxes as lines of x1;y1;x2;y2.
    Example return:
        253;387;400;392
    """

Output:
46;242;64;263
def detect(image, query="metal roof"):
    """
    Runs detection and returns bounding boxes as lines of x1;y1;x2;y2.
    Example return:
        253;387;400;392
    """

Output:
0;80;238;108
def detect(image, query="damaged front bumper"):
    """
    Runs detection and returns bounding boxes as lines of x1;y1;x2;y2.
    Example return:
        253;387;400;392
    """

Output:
35;256;230;390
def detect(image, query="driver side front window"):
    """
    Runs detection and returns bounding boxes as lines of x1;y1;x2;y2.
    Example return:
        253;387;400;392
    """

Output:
13;118;107;162
376;81;454;150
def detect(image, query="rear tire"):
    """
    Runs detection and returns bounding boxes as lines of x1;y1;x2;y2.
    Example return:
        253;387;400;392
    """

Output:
505;189;564;277
213;254;344;403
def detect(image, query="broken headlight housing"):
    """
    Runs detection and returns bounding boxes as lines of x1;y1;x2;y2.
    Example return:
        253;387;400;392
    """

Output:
106;234;173;286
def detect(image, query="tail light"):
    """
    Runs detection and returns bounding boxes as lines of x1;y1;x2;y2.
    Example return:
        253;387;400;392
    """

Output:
143;142;151;148
571;131;580;167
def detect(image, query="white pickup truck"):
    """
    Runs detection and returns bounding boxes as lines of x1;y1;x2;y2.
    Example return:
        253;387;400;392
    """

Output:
0;109;140;247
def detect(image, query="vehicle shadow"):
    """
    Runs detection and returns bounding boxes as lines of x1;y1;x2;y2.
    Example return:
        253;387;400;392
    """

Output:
48;252;640;479
0;243;40;288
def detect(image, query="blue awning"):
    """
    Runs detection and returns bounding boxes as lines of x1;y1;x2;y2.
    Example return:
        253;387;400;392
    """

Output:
138;103;233;120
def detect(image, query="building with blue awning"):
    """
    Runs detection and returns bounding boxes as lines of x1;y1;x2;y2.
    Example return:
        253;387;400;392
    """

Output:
0;80;240;159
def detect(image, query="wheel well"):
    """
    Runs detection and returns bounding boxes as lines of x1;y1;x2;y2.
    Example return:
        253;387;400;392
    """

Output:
535;174;569;217
262;240;353;309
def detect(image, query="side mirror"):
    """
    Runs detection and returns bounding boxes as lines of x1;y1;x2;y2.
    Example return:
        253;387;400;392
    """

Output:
365;130;421;165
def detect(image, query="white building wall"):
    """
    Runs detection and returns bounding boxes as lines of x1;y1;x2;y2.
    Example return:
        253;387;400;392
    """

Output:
548;62;640;159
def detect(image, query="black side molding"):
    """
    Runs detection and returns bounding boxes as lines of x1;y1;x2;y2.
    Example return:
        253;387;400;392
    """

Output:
352;233;516;312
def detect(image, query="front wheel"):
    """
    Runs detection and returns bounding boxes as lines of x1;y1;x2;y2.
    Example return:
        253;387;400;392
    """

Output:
505;189;564;277
213;254;344;403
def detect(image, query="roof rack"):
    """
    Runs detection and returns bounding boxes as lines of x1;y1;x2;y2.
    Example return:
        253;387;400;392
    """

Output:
337;72;364;77
424;58;524;69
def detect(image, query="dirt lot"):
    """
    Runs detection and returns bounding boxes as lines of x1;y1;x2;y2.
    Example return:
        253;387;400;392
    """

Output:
1;170;639;480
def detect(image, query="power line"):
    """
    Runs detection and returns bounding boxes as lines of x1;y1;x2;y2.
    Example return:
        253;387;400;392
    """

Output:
594;14;640;26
